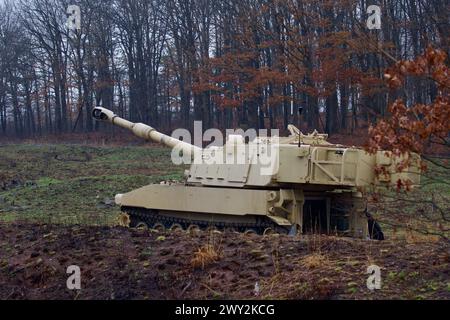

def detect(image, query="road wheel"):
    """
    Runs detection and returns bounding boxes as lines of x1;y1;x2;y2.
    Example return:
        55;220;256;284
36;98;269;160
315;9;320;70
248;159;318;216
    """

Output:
152;223;165;232
224;227;238;234
135;221;149;230
187;224;201;235
206;225;222;234
170;223;183;232
244;229;257;236
129;215;148;229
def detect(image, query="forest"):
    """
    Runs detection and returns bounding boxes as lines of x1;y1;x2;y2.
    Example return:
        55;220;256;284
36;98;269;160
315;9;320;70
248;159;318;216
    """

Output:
0;0;448;138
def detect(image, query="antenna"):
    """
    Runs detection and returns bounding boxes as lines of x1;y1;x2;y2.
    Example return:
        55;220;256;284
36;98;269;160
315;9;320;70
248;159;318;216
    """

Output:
297;106;303;147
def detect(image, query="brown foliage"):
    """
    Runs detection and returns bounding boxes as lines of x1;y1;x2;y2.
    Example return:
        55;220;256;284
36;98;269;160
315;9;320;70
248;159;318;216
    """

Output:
368;47;449;158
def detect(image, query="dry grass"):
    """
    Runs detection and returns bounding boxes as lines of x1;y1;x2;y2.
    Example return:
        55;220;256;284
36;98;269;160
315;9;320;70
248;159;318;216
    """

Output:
404;229;441;243
191;228;224;269
387;223;442;243
300;252;330;269
191;244;221;269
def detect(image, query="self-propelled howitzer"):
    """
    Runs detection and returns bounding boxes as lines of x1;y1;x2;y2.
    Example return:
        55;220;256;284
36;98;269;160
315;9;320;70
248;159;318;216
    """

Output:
93;107;420;238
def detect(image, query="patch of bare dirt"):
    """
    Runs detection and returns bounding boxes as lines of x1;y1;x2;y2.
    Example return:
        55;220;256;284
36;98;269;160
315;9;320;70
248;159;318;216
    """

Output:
0;222;448;300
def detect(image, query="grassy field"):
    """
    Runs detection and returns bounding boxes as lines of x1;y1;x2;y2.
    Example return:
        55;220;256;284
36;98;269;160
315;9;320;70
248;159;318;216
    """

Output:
0;144;183;225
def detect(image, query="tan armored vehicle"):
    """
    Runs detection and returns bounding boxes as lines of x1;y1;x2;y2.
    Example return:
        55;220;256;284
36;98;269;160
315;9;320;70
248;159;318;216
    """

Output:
93;107;420;239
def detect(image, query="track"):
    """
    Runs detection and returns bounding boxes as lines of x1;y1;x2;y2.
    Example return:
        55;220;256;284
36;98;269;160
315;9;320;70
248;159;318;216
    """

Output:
123;206;291;234
123;207;384;239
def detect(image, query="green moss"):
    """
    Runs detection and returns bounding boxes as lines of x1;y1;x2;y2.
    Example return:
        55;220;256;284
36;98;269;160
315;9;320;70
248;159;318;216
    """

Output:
0;144;183;226
36;177;62;187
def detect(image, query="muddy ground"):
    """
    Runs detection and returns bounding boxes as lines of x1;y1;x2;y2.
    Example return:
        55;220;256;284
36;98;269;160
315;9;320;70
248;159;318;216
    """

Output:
0;222;448;300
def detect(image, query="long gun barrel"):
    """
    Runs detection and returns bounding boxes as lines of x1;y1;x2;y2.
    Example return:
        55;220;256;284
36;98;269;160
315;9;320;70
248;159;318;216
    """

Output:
92;107;201;157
